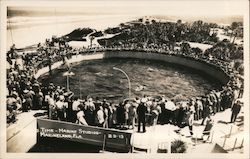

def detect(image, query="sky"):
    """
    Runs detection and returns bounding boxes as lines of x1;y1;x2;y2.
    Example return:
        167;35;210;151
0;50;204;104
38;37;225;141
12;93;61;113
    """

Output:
7;0;247;17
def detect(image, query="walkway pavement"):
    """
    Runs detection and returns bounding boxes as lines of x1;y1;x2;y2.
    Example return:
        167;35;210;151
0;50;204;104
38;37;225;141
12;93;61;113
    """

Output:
7;110;46;152
6;107;244;153
128;108;244;153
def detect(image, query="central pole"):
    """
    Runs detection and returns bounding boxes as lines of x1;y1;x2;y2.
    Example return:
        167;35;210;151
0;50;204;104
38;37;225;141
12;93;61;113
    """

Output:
63;71;75;92
67;74;69;92
113;67;131;99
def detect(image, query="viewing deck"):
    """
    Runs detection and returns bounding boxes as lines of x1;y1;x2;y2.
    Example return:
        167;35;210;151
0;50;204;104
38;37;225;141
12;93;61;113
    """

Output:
7;108;244;153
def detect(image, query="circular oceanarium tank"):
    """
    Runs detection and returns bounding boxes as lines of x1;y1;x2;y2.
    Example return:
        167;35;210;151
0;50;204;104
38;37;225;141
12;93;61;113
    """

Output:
39;57;221;102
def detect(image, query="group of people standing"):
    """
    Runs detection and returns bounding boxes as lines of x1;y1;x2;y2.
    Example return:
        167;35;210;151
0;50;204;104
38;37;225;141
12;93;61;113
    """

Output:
43;83;242;136
6;37;243;135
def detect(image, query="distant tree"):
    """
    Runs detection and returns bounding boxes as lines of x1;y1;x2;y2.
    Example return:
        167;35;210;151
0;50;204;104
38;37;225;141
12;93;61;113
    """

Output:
151;19;156;24
202;22;211;34
210;23;218;34
232;26;243;44
191;47;203;54
177;19;182;24
120;23;125;28
192;20;203;32
236;22;243;36
204;39;243;61
224;26;229;35
230;22;241;44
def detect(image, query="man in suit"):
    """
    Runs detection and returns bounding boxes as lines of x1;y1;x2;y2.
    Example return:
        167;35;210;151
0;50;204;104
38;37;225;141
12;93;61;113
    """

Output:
137;98;147;133
230;99;242;123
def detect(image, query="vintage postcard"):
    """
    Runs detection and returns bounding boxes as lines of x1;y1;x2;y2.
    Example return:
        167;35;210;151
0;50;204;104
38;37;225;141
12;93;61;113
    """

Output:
0;0;249;159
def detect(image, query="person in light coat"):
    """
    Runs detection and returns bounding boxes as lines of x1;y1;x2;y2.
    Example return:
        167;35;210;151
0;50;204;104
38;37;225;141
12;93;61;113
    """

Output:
76;105;88;126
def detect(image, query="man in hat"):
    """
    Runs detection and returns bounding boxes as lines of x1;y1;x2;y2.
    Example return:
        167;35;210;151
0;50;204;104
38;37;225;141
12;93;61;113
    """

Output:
45;92;56;119
164;98;176;124
151;99;161;126
55;95;67;121
72;97;80;122
6;94;18;123
158;96;166;124
137;98;147;133
230;99;242;123
195;97;203;120
85;98;95;126
128;101;137;129
48;82;55;92
22;89;33;112
209;90;218;114
96;105;105;127
102;99;110;128
202;115;214;141
76;105;88;126
201;96;212;125
187;104;195;136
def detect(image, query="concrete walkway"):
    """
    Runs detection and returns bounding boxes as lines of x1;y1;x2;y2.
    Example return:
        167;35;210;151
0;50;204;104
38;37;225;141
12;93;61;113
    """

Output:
6;107;244;153
7;110;46;152
128;108;244;153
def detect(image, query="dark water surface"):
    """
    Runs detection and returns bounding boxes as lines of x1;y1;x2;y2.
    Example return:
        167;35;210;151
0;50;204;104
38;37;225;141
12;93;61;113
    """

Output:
39;58;220;102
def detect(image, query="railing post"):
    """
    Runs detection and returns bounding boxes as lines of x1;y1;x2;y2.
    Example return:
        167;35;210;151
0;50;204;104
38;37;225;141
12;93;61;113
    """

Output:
210;131;214;143
195;134;197;146
102;134;106;152
232;138;237;151
130;134;134;153
66;74;69;92
240;138;244;148
222;137;227;148
168;141;171;154
228;125;233;138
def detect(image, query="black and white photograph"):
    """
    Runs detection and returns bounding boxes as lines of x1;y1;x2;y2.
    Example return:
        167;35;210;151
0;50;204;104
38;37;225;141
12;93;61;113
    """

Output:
0;0;249;159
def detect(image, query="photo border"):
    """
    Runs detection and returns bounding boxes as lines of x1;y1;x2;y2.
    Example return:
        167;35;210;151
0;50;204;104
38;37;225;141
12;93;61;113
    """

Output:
1;0;249;159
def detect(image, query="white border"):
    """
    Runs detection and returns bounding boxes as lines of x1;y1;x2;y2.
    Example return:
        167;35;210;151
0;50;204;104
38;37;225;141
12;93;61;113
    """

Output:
0;0;249;159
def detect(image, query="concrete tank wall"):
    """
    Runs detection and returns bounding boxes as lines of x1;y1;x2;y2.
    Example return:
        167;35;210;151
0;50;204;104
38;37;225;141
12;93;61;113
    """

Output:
36;51;230;85
103;51;230;85
35;53;104;78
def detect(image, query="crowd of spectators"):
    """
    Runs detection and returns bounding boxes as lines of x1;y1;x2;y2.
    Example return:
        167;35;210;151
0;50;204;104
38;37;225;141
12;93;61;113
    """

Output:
6;38;75;124
99;19;243;63
6;19;244;136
